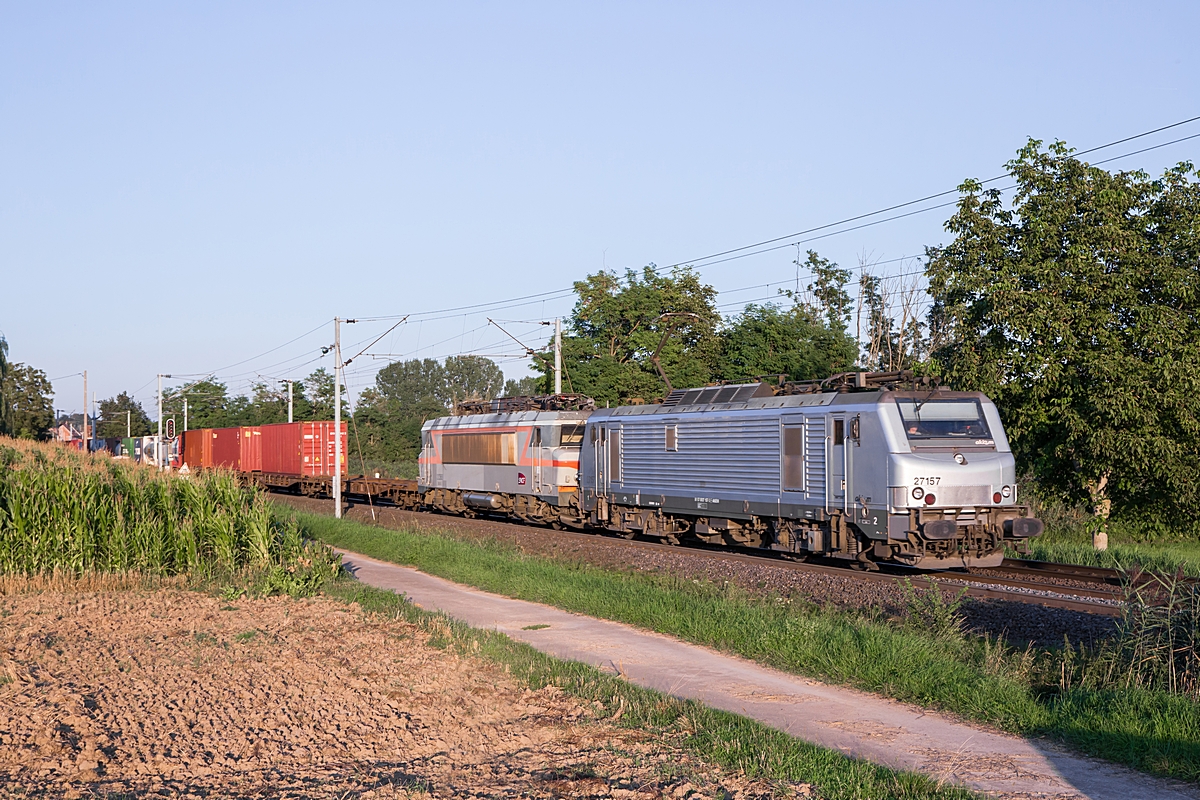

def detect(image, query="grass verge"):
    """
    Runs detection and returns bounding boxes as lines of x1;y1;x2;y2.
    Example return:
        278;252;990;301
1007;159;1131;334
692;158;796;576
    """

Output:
289;506;1200;784
322;578;980;800
1012;533;1200;578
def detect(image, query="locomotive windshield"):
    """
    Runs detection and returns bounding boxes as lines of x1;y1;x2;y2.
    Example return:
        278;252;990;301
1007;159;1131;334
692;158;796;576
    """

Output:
896;399;992;440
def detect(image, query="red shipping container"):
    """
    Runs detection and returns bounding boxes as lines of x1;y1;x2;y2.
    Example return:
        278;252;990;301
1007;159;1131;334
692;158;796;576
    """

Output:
239;426;262;472
261;422;302;475
182;429;213;469
260;421;347;477
211;427;241;470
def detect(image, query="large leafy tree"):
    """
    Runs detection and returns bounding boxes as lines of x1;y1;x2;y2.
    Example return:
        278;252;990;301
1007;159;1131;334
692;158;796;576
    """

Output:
304;367;348;420
163;379;231;430
97;392;152;438
927;139;1200;520
792;249;853;332
372;358;446;410
502;376;540;397
444;355;504;404
355;358;456;472
3;363;54;440
720;302;857;383
542;266;722;404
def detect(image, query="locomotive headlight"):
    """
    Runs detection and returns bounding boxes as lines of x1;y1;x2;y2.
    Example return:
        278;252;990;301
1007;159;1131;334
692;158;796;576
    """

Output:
954;453;967;465
1002;485;1012;498
911;487;924;500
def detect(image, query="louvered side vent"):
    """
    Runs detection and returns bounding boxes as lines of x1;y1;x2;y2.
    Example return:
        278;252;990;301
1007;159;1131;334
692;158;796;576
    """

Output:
805;418;827;503
661;389;688;407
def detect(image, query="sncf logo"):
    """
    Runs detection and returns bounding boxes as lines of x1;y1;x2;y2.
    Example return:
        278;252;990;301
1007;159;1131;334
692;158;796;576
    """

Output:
517;473;527;485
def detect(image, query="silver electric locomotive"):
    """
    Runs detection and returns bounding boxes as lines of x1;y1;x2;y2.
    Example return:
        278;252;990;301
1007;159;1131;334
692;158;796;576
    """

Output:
419;372;1043;569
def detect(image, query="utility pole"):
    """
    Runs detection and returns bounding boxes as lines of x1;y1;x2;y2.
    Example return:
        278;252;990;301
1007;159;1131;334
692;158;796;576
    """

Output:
554;317;562;395
280;379;294;423
333;319;343;518
157;374;171;470
81;370;88;450
183;398;188;432
126;410;131;439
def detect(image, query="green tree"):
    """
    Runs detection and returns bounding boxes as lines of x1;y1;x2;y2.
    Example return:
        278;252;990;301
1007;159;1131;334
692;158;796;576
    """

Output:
788;250;853;331
719;302;857;383
541;266;722;404
502;376;541;397
352;358;454;474
97;392;152;438
305;367;348;420
0;336;11;436
444;355;504;404
373;358;446;410
239;380;314;425
3;363;55;440
163;380;232;429
926;139;1200;521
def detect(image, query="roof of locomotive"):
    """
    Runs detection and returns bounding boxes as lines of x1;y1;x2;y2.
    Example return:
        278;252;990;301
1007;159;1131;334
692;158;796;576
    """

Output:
589;384;991;420
423;375;992;428
423;409;592;430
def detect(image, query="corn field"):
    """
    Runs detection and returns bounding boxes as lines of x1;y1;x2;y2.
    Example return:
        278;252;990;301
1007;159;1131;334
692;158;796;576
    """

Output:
0;438;303;575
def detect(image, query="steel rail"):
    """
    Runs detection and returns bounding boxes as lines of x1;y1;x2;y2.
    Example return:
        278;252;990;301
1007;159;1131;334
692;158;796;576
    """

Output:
991;559;1125;585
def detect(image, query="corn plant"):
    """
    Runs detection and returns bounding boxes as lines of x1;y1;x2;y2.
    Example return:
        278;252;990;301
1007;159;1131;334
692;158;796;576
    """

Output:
0;437;324;577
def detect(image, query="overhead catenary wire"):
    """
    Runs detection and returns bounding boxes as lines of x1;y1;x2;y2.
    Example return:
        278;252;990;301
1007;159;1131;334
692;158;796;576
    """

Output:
335;114;1200;338
655;114;1200;274
150;115;1200;399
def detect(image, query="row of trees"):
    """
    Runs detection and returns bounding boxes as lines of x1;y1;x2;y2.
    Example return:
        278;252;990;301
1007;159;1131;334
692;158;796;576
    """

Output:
5;139;1197;527
0;337;55;440
526;258;858;405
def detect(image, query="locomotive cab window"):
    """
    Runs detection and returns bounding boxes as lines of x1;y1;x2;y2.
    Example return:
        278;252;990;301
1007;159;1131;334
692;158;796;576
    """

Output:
896;399;992;440
665;424;677;451
559;424;584;446
833;419;844;445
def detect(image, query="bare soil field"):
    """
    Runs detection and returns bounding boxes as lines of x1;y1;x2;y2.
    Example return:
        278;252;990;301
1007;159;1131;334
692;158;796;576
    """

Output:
0;584;790;799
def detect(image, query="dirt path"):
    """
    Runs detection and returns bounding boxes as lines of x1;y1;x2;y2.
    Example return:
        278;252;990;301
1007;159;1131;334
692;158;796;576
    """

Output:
0;586;787;799
338;548;1200;800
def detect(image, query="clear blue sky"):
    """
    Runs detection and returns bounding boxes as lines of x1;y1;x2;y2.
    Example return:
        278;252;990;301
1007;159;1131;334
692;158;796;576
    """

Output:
2;2;1197;416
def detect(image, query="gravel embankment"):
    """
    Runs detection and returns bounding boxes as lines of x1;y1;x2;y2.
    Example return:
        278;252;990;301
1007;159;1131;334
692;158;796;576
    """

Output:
277;494;1118;647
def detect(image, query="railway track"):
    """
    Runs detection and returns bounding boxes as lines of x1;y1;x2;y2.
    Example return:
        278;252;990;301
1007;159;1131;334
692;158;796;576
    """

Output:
320;488;1126;617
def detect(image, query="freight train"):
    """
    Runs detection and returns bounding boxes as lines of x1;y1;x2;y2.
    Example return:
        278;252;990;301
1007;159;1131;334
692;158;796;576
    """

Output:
182;371;1043;570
